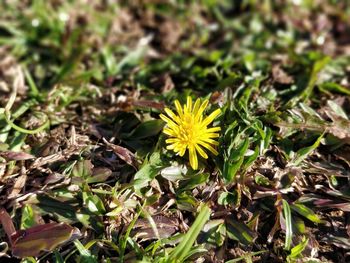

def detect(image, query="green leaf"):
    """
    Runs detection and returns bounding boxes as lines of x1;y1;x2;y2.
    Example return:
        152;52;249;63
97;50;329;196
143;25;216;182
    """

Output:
168;204;211;262
82;192;106;215
126;119;165;140
223;138;249;183
119;205;142;262
86;168;112;184
178;172;209;192
225;250;267;263
71;160;92;180
254;174;271;186
133;152;163;191
54;250;65;263
217;192;238;206
282;200;292;250
291;203;324;224
292;216;306;234
300;55;330;101
28;194;78;223
243;145;259;169
115;44;148;74
288;236;309;260
226;217;257;246
176;192;198;212
293;132;324;165
319;82;350;96
20;204;36;230
73;240;98;263
160;165;187;181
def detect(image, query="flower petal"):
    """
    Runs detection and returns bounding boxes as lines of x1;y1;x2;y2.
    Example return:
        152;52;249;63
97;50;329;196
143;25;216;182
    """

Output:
174;100;184;118
179;146;187;156
195;144;208;159
165;108;180;123
201;108;221;127
186;96;193;113
198;141;219;155
200;133;220;139
163;127;176;136
189;145;198;170
195;100;209;121
166;138;179;143
192;98;201;116
200;138;219;146
205;126;221;133
160;114;177;128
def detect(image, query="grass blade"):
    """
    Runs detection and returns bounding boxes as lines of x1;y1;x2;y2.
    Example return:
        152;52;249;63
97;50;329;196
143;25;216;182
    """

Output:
282;200;292;250
168;204;211;262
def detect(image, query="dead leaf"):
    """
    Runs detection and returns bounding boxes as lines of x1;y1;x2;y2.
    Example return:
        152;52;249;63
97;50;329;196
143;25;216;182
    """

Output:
11;223;80;258
103;138;139;168
132;215;179;241
8;173;27;199
132;100;165;110
0;151;34;161
272;65;294;84
0;208;16;244
321;234;350;249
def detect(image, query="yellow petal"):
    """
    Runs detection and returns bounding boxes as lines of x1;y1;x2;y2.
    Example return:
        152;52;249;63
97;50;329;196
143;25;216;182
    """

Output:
165;108;180;123
186;96;193;113
198;141;219;155
195;100;209;120
205;126;221;133
192;98;201;116
159;114;179;132
160;96;220;165
201;133;220;139
160;114;177;127
189;145;198;170
201;108;221;127
166;138;179;143
166;144;176;150
163;127;176;136
195;144;208;159
174;100;184;118
200;138;219;146
179;146;187;156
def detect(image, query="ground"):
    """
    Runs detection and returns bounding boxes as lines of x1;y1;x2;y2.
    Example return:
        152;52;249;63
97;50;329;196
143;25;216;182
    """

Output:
0;1;350;262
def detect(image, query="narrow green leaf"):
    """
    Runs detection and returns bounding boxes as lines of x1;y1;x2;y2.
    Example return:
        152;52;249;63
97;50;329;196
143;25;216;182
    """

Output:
291;203;324;224
168;204;211;262
319;82;350;96
300;56;330;101
293;132;324;165
282;200;293;250
288;236;309;260
226;217;257;246
54;250;65;263
73;240;98;263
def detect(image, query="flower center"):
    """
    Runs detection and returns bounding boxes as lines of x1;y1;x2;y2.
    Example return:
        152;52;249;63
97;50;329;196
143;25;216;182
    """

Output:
180;114;201;147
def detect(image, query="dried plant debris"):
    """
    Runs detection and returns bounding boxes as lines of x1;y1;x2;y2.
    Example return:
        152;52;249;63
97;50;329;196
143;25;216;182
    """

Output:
0;0;350;262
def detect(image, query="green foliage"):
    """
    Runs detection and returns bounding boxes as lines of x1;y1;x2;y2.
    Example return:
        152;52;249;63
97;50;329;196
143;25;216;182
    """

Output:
282;200;293;251
0;0;349;262
167;204;211;263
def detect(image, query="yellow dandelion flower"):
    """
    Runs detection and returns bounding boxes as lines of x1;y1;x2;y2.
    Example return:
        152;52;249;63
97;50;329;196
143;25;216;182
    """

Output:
160;96;221;170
